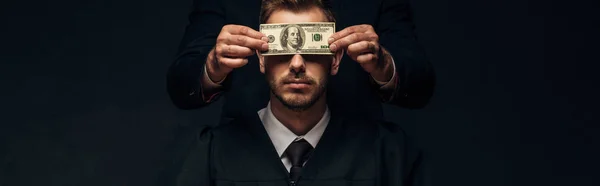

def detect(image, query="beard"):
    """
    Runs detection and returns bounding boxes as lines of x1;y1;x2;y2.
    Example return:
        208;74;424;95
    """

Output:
268;71;328;112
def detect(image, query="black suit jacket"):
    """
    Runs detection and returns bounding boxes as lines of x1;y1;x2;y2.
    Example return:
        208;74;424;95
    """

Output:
166;0;435;121
158;111;427;186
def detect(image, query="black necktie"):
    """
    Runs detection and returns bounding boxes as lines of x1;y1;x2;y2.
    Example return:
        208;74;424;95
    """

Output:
284;138;314;182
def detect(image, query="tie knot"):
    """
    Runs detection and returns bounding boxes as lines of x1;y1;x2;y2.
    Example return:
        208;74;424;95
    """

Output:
284;138;314;167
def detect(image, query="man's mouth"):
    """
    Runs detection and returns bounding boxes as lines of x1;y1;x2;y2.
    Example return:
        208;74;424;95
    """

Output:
284;79;311;84
286;83;310;89
284;80;311;89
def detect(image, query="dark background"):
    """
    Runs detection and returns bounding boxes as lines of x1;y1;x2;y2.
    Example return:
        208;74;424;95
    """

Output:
1;0;598;185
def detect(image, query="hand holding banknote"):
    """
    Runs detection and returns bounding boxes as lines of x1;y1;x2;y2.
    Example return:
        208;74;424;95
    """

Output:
328;24;394;82
206;25;269;82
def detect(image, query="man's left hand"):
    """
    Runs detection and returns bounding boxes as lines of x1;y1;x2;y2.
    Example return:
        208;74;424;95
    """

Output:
328;24;393;82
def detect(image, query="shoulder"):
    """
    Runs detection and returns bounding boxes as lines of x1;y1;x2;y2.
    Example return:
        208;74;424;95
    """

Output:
341;117;408;140
345;117;418;154
341;117;420;157
375;120;408;140
369;119;422;165
173;115;252;146
209;114;261;138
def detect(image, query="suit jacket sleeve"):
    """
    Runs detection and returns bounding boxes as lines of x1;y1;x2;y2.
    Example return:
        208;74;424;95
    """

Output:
157;125;214;186
376;0;436;109
166;0;229;110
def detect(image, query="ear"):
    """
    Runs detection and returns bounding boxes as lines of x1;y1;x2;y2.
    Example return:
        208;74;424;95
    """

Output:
257;50;265;74
330;49;343;76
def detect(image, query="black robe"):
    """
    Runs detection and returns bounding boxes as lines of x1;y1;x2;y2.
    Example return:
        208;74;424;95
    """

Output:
159;112;427;186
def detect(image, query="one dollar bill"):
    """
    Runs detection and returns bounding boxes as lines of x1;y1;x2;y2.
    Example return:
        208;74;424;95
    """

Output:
260;22;335;55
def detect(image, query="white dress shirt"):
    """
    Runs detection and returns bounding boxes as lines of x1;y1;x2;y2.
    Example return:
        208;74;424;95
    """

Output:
257;101;331;172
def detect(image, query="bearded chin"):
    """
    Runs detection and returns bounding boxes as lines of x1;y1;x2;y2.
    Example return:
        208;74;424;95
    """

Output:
270;79;327;112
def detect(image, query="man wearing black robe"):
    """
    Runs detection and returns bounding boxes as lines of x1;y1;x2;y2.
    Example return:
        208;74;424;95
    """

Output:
166;0;435;124
159;1;426;186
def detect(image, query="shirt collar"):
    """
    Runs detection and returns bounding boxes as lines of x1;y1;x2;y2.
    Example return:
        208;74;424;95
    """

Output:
258;101;330;157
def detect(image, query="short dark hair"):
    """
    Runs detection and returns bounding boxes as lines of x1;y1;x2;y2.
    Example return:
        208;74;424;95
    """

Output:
259;0;336;24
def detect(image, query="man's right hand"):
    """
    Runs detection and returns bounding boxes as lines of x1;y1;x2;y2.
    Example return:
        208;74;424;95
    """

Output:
206;25;269;83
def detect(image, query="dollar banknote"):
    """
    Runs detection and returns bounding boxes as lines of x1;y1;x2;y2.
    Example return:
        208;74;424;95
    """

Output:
260;22;335;55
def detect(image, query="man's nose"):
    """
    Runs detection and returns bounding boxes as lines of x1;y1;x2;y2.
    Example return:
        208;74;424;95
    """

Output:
289;54;305;73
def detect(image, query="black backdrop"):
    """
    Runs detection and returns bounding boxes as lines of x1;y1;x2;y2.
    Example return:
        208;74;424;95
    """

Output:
1;0;598;185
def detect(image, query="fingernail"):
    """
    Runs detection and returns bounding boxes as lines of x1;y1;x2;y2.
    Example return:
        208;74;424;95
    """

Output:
330;44;337;51
262;43;269;50
328;37;334;42
261;37;269;42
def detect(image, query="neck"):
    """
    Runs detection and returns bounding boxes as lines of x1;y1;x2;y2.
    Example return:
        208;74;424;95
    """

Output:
270;93;327;136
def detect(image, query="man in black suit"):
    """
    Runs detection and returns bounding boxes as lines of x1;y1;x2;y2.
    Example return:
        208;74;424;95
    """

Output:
166;0;435;123
159;2;425;185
